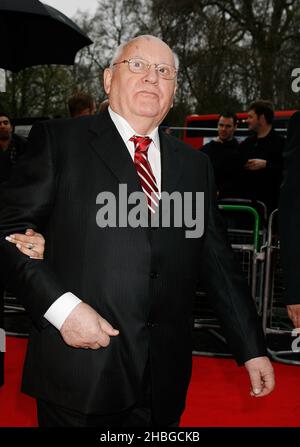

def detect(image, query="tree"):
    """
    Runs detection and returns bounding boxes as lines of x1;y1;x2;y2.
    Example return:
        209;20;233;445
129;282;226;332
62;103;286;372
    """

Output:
0;66;74;118
151;1;245;115
2;0;300;121
205;0;300;102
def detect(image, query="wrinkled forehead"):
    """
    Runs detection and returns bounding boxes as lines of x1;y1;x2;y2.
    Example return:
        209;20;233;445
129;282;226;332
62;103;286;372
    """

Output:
122;37;175;65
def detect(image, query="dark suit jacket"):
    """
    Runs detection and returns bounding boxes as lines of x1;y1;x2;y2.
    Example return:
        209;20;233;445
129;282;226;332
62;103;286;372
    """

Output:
201;138;245;197
0;134;27;182
279;111;300;304
238;129;284;211
0;110;267;424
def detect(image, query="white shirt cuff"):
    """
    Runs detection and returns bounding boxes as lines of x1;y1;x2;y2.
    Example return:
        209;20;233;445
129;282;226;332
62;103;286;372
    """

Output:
43;292;82;330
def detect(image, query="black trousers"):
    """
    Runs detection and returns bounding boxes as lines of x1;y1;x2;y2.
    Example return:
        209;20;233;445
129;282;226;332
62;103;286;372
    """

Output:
37;362;180;427
37;398;153;427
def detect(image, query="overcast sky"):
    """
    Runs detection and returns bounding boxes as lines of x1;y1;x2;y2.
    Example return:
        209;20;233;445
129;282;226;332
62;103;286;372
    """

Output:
44;0;99;18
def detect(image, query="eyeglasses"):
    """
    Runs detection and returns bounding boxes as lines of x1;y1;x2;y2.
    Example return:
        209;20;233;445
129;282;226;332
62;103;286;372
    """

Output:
0;120;10;126
113;58;177;80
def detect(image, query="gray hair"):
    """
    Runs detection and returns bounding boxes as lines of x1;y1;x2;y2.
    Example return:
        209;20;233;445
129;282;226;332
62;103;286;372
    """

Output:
110;35;179;71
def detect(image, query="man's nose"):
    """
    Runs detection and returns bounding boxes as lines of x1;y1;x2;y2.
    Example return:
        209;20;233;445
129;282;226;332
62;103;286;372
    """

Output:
144;65;159;83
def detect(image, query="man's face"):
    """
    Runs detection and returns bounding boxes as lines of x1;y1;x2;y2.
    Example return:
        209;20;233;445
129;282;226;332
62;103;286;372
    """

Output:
217;116;236;142
0;115;12;141
247;109;260;132
104;37;177;132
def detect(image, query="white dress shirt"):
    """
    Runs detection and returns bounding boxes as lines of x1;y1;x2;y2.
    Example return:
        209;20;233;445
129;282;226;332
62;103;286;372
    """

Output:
108;107;161;191
44;107;162;329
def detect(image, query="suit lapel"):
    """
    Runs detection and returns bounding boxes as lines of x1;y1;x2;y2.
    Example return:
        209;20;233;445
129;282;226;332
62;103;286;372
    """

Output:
88;114;186;219
88;110;141;194
160;130;185;194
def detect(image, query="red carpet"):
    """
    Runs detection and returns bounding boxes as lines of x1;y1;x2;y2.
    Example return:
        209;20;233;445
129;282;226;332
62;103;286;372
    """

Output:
0;337;37;427
0;336;299;427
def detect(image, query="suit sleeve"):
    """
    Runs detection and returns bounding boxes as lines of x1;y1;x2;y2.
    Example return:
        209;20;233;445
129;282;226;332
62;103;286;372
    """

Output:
199;155;267;364
0;122;67;326
279;111;300;304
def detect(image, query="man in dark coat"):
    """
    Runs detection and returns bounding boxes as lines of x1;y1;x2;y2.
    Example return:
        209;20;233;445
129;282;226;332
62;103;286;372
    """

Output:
279;110;300;328
0;36;274;427
238;100;284;212
201;112;245;198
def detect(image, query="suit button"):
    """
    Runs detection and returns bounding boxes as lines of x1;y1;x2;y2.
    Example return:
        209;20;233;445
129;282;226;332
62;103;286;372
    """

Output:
150;272;159;279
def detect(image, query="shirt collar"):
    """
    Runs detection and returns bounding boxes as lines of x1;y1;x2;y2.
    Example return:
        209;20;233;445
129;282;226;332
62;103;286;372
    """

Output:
108;106;160;151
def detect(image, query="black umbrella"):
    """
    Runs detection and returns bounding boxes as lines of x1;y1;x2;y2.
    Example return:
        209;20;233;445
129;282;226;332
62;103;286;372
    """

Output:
0;0;93;72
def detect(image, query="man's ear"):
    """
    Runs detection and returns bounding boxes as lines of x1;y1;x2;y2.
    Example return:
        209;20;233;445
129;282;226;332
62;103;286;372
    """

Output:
170;82;177;108
103;68;112;95
260;114;268;126
173;82;177;97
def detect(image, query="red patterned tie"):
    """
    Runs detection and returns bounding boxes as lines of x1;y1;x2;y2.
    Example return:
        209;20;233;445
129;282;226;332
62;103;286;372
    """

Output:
130;135;160;213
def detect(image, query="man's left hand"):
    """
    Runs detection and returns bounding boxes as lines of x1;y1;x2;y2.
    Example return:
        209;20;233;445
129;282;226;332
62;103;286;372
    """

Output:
244;356;275;397
244;159;267;170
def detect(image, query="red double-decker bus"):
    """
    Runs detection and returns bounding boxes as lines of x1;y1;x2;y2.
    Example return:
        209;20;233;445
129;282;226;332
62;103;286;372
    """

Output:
183;110;297;149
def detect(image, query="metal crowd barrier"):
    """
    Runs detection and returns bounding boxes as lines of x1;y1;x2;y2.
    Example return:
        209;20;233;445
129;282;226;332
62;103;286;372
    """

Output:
262;209;300;365
193;198;268;357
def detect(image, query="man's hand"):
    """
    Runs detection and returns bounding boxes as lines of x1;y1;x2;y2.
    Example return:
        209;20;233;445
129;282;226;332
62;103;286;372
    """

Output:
287;304;300;328
60;302;119;350
244;159;267;170
5;228;45;259
244;356;275;397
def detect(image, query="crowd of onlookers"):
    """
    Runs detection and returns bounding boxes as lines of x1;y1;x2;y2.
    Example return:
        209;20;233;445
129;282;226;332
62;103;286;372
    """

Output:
201;100;285;214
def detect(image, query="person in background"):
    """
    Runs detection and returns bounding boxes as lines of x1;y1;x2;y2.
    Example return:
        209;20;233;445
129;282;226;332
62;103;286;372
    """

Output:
0;112;27;386
201;112;245;198
67;92;96;118
0;35;274;427
279;110;300;329
0;112;27;181
0;112;44;387
238;100;284;212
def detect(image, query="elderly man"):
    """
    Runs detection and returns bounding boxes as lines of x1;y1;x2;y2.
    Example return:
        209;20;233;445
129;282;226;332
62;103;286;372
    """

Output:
0;35;274;427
